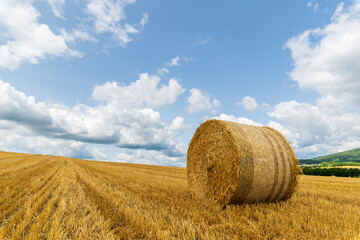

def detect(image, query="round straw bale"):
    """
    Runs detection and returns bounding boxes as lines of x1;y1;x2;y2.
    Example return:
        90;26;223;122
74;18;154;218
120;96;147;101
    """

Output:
187;119;299;206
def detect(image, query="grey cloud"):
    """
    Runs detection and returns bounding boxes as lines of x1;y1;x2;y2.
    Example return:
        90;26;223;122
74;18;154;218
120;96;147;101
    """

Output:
0;75;185;157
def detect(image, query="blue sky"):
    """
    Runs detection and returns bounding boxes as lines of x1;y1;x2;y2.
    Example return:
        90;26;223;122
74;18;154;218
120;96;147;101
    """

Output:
1;0;360;166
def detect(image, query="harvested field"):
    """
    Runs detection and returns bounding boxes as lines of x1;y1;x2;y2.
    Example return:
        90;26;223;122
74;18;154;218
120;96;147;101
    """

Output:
1;151;360;239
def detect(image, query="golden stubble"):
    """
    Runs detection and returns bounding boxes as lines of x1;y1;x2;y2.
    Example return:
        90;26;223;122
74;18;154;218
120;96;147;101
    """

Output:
0;151;359;240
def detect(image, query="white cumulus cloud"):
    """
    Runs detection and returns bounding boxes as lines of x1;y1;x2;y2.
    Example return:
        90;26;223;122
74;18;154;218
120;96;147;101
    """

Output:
169;116;191;133
86;0;148;47
0;0;82;70
187;88;221;114
0;74;187;160
267;101;360;158
277;2;360;158
268;101;330;149
285;2;360;112
0;129;107;160
237;96;259;112
93;73;185;109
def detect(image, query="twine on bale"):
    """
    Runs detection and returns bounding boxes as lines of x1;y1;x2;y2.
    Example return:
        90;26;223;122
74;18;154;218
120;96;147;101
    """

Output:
187;119;300;206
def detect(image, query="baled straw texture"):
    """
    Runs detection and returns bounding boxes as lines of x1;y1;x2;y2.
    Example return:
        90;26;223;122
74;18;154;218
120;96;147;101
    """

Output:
187;119;299;206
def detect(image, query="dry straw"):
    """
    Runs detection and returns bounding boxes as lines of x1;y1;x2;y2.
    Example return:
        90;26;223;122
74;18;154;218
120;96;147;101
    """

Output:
187;119;299;206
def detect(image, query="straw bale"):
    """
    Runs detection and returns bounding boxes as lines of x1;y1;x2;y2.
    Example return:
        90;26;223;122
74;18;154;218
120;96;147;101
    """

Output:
187;119;299;206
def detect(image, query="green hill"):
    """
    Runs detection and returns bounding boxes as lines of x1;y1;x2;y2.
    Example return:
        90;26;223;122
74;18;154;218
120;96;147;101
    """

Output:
299;147;360;165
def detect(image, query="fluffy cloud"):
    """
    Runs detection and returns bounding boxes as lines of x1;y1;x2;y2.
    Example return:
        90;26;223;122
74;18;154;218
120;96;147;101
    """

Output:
268;101;330;148
0;74;186;159
169;116;191;133
93;73;185;108
212;113;262;126
0;0;81;70
0;81;52;128
237;96;259;112
0;129;106;160
268;101;360;158
285;3;360;111
0;0;149;70
275;3;360;158
86;0;148;47
187;88;221;114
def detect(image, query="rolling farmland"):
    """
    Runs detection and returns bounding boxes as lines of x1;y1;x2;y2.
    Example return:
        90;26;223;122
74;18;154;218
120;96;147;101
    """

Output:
1;151;360;239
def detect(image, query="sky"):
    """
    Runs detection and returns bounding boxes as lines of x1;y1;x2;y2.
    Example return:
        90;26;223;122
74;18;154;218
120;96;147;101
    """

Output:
1;0;360;167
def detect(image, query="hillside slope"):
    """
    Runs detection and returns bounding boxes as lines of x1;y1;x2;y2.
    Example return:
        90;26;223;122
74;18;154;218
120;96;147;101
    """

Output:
299;147;360;164
1;151;360;239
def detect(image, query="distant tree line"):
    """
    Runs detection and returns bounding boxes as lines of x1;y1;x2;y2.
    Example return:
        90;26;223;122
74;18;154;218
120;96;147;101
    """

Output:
302;167;360;177
315;161;360;168
330;162;360;167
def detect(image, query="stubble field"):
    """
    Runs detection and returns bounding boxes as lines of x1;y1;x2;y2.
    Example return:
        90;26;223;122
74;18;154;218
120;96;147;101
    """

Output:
1;151;360;240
